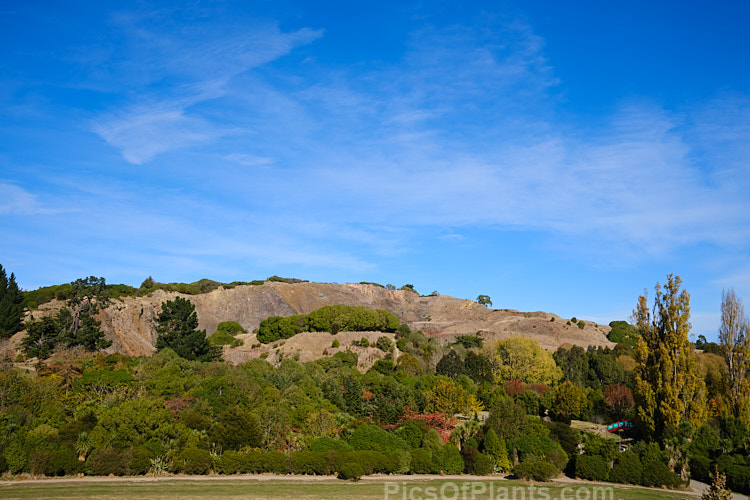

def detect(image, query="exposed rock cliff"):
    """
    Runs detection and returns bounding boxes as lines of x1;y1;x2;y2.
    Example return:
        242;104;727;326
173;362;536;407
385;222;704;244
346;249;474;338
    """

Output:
23;282;614;358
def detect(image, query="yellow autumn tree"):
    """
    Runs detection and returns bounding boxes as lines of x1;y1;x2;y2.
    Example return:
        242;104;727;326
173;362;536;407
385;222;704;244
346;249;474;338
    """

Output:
425;379;484;416
633;275;707;439
718;288;750;424
484;337;562;386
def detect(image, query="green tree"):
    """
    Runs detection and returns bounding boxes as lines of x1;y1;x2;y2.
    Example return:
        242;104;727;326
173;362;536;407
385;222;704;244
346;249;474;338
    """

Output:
0;265;24;338
718;288;749;423
155;297;215;361
436;350;464;378
210;407;262;451
633;275;707;439
476;295;492;307
21;316;59;358
56;276;112;351
483;428;511;471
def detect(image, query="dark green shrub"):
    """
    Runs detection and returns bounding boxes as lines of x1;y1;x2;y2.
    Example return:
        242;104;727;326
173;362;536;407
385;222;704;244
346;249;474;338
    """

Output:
462;446;493;475
396;420;425;448
575;454;609;481
376;336;394;352
436;443;464;474
262;450;289;474
640;444;679;487
545;448;569;472
371;358;395;375
409;448;434;474
512;460;559;481
0;453;7;473
389;450;411;474
215;450;243;474
577;321;586;329
610;450;642;484
129;446;154;475
336;461;364;481
29;450;52;476
86;448;130;476
49;447;81;476
290;450;329;475
210;407;262;451
309;437;353;453
182;410;212;431
512;435;564;464
545;421;580;458
347;424;408;455
353;451;390;474
607;321;639;347
725;463;750;494
517;390;540;415
175;448;212;475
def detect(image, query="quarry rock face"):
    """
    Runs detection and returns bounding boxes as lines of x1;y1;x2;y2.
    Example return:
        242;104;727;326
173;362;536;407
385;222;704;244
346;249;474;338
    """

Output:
27;282;614;358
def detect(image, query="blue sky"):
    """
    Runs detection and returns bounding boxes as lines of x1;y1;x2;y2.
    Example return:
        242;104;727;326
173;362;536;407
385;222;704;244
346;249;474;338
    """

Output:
2;1;750;339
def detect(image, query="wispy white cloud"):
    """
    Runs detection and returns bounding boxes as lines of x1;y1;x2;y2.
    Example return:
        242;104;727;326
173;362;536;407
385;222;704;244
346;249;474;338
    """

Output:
94;104;221;164
90;13;323;163
0;182;39;215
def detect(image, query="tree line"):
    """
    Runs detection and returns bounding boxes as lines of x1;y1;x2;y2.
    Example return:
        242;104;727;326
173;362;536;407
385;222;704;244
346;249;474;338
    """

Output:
0;267;748;493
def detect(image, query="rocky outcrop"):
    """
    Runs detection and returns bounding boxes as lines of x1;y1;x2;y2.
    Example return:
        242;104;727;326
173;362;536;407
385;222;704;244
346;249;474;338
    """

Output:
27;282;614;357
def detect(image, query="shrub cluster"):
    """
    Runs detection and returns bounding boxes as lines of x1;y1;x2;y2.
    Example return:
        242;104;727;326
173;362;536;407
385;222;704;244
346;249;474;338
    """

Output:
257;305;401;343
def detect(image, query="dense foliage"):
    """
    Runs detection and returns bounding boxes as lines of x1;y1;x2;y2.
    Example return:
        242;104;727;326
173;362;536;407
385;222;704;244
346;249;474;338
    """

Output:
2;268;749;494
22;277;112;359
155;297;217;361
257;305;401;343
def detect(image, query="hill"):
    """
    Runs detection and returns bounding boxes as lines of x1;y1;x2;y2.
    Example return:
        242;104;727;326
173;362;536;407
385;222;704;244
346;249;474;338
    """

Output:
18;281;613;360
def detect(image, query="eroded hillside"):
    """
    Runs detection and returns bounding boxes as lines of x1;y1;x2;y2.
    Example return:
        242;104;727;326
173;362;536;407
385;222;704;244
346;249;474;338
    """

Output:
22;281;613;359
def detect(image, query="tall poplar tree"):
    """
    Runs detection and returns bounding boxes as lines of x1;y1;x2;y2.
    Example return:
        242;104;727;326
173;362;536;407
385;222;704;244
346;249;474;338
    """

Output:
0;264;25;338
633;275;707;439
718;288;749;422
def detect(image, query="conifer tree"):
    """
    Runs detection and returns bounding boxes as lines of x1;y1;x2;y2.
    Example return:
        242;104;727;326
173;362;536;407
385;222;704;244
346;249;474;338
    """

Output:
0;264;24;338
155;296;214;361
483;428;511;471
633;275;707;439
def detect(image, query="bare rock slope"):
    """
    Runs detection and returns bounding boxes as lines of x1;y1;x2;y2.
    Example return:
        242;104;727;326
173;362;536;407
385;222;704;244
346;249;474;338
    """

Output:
70;281;614;357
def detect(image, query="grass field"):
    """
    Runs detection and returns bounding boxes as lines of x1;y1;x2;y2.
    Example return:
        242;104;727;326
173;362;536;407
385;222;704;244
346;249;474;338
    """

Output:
0;476;697;500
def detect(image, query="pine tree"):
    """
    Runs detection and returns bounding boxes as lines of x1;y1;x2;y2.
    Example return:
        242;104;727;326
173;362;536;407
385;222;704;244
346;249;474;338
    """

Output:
0;265;25;338
633;275;707;439
155;296;215;361
57;276;112;351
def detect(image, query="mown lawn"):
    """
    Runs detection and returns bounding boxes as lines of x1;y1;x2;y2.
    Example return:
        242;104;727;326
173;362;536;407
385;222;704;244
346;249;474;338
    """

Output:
0;477;695;500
